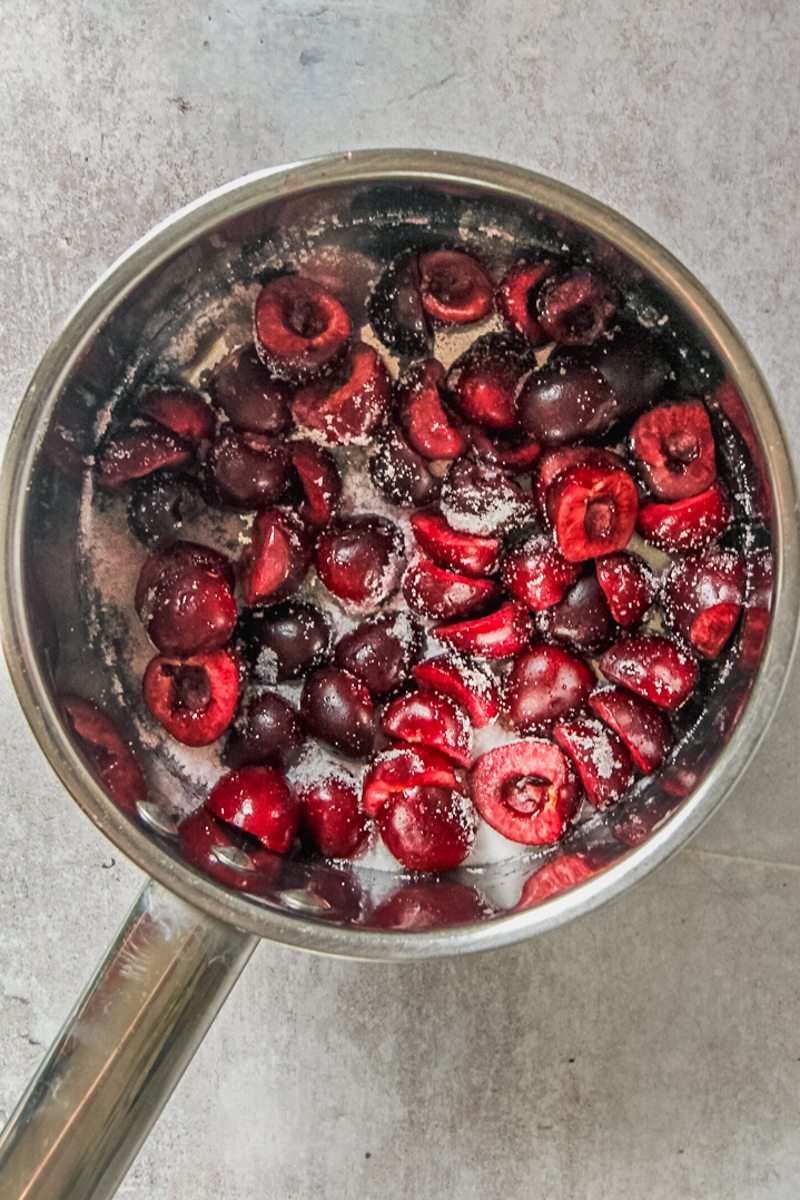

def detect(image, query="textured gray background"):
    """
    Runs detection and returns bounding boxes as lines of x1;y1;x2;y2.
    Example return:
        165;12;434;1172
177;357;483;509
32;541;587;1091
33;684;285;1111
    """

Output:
2;1;800;1197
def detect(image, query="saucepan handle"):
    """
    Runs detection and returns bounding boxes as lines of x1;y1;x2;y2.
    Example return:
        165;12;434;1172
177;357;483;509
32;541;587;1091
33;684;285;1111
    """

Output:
0;879;257;1200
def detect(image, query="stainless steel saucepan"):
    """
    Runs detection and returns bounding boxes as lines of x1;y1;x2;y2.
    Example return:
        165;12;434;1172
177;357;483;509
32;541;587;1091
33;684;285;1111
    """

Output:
1;150;797;1200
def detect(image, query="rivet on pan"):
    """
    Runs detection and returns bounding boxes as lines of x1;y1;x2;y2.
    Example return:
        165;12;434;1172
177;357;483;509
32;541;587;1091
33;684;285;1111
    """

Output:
211;844;255;873
279;889;332;914
136;800;179;838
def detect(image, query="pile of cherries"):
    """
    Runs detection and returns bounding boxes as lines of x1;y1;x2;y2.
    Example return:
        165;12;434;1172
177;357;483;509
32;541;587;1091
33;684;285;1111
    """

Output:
89;244;748;878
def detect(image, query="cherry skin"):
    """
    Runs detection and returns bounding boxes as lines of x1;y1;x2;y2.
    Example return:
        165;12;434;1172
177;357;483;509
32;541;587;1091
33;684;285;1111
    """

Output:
301;667;376;759
206;766;299;854
315;517;404;609
223;690;306;770
238;601;331;682
377;785;476;872
503;644;595;732
299;777;370;859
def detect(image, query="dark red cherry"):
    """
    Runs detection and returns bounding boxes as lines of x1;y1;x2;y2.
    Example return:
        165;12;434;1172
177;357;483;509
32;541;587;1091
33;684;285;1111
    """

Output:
315;517;404;608
223;690;306;770
291;343;391;444
548;463;639;562
367;251;432;358
135;542;236;656
663;548;745;660
471;740;581;845
501;534;581;610
301;667;376;759
206;766;299;854
208;343;292;434
581;321;672;416
377;785;476;872
127;472;205;549
368;424;441;508
396;359;468;460
630;400;717;501
402;559;499;621
410;511;500;578
637;482;732;552
589;686;674;774
412;655;500;728
95;423;193;489
496;260;553;345
440;456;531;536
381;690;473;768
362;746;458;817
254;275;350;380
370;880;490;929
447;333;531;431
206;427;290;508
138;388;214;447
553;717;633;810
238;601;332;682
417;249;494;325
242;509;313;606
536;268;617;346
289;440;342;529
142;647;239;747
537;574;613;653
178;808;282;893
299;776;370;859
595;552;656;629
518;361;617;446
503;644;595;732
61;694;147;813
333;612;424;698
600;635;699;710
468;427;542;474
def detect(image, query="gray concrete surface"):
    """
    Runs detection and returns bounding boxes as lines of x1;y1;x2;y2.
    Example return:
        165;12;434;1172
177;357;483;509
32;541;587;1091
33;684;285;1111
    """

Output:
1;1;799;1196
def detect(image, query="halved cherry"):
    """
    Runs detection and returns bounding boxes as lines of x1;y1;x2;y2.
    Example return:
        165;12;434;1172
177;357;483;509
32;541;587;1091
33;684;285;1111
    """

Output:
536;268;617;346
471;740;581;845
368;424;441;508
432;601;533;660
637;482;732;552
362;745;458;816
381;690;472;768
534;445;627;518
630;400;716;501
396;359;468;460
178;808;282;893
207;343;291;434
518;361;617;445
291;342;390;444
662;548;744;659
242;508;312;606
469;427;542;474
95;424;193;489
595;552;656;629
139;388;214;446
536;573;613;653
206;427;290;508
301;667;376;759
334;612;424;698
589;686;674;773
447;334;531;431
496;260;552;345
142;646;239;746
440;455;531;536
315;517;404;608
299;776;370;859
502;534;581;610
600;635;699;710
377;785;476;872
403;559;499;620
503;644;595;732
417;249;494;325
517;852;595;906
548;463;639;562
61;694;147;813
410;512;500;578
289;440;342;529
553;716;633;810
371;880;490;928
206;765;299;854
412;654;500;727
255;275;350;380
